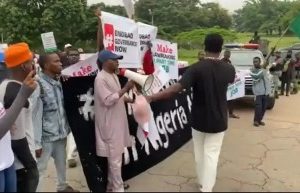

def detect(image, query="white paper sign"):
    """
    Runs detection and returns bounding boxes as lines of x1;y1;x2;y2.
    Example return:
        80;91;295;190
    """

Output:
227;72;245;101
138;22;158;63
144;65;170;95
101;12;140;68
41;32;57;52
151;39;178;79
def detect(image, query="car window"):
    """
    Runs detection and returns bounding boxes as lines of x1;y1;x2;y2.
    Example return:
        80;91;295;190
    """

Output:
230;51;263;67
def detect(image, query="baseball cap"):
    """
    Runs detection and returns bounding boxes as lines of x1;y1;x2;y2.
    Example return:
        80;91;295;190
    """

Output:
0;52;4;62
4;43;33;68
98;50;123;63
64;44;72;49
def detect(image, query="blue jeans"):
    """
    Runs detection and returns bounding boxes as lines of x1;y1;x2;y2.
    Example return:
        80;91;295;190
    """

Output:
254;95;268;123
37;138;68;191
0;165;17;192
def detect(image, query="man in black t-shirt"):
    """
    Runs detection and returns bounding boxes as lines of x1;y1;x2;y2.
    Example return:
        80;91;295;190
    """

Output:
221;50;240;119
146;34;235;192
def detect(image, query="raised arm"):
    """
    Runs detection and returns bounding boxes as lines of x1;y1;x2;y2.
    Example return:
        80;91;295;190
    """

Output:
0;71;36;139
95;8;104;52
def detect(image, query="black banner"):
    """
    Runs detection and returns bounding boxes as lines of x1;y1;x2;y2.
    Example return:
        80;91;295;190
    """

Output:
62;68;193;192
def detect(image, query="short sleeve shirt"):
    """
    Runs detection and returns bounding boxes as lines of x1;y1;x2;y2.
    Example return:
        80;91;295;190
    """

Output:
179;59;235;133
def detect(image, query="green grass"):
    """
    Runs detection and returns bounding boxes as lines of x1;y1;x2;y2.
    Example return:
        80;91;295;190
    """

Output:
179;33;300;64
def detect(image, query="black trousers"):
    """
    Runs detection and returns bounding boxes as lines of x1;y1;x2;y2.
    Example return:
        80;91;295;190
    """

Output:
281;72;291;95
16;166;39;192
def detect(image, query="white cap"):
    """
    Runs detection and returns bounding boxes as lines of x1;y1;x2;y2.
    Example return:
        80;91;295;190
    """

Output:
64;43;72;49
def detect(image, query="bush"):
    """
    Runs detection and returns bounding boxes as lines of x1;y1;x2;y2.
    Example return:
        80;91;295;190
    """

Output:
176;27;238;49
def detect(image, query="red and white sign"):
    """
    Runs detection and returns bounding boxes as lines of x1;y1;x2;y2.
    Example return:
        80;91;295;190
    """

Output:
102;12;140;68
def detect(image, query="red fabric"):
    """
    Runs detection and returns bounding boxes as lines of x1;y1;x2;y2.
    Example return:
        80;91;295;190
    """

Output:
143;50;155;75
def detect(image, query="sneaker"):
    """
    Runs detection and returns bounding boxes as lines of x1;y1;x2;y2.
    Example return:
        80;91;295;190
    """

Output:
254;122;260;127
57;185;79;192
259;122;265;126
68;159;77;168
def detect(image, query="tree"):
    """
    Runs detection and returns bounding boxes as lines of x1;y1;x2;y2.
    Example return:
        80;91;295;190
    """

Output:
233;0;293;35
135;0;232;38
0;0;87;49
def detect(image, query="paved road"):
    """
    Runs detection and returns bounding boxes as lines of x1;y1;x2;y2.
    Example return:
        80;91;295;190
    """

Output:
43;94;300;192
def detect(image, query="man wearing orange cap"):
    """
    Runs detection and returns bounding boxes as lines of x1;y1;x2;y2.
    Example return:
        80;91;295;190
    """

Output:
0;43;39;192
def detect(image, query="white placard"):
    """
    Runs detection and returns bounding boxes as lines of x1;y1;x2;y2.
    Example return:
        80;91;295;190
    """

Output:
227;72;245;101
41;32;57;52
151;39;178;79
138;22;158;63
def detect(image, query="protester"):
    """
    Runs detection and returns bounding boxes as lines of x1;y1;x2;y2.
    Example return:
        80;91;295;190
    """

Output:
281;50;294;96
0;62;7;83
78;48;84;54
59;47;81;168
198;50;205;61
94;50;134;192
0;43;39;192
221;50;240;119
291;52;300;94
34;53;78;192
64;44;72;53
0;53;8;83
0;71;36;193
295;52;300;80
250;57;271;127
146;34;235;192
143;41;155;75
249;31;260;44
269;51;283;98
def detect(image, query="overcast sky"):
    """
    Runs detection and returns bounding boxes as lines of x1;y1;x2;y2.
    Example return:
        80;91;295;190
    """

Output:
87;0;246;12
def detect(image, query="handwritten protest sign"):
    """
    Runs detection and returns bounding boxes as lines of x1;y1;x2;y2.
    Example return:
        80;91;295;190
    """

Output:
151;39;178;79
227;72;245;101
101;12;140;68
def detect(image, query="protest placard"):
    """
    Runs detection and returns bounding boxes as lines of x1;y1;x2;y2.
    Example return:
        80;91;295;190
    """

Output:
138;22;158;63
151;39;178;79
227;72;245;101
101;12;140;68
41;32;57;52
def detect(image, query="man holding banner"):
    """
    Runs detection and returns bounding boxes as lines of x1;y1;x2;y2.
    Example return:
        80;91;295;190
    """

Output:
146;34;235;192
94;49;134;192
